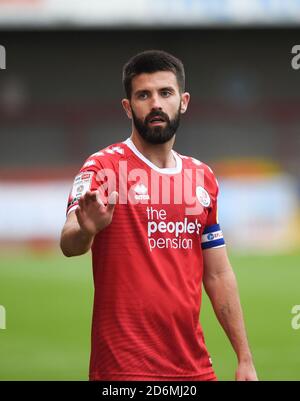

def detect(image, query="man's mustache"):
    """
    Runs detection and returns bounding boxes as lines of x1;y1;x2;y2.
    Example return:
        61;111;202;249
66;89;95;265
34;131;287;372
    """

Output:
145;111;170;124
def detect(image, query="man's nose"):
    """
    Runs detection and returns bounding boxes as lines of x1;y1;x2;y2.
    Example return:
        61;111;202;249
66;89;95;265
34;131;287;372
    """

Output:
149;94;163;110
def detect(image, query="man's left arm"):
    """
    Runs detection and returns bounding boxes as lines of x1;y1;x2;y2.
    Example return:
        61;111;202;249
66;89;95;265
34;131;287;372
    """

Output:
202;246;258;381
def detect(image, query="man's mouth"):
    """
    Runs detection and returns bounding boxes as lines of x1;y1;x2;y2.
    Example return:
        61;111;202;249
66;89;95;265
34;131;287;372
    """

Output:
148;116;166;125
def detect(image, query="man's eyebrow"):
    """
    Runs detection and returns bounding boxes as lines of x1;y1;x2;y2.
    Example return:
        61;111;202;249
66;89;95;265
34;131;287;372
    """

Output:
134;86;176;95
160;86;175;92
134;89;150;95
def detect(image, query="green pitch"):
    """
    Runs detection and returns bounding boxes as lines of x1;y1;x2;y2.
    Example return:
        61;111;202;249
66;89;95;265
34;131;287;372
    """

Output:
0;248;300;381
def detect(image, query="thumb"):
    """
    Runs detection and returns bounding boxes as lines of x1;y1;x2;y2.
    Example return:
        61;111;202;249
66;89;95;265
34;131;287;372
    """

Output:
106;191;119;213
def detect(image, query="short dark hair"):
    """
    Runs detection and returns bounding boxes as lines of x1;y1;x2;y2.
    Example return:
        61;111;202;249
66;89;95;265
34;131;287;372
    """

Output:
122;50;185;99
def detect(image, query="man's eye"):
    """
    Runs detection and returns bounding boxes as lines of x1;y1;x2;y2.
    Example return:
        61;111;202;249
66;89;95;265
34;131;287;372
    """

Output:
138;93;148;99
161;91;171;97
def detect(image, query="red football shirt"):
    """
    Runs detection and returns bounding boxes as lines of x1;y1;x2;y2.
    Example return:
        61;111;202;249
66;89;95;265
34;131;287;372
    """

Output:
66;138;225;381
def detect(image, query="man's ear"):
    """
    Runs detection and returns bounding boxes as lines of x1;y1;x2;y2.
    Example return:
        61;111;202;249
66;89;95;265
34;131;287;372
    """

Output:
122;98;132;119
180;92;190;114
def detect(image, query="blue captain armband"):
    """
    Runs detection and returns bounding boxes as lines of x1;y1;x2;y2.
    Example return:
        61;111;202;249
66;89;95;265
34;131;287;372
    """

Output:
201;224;226;250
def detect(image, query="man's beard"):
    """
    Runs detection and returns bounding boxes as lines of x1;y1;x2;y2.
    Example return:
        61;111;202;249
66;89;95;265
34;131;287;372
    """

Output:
131;105;181;145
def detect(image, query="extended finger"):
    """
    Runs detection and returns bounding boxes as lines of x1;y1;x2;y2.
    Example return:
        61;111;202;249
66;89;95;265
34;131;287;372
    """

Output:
84;190;98;205
95;190;105;207
106;191;118;213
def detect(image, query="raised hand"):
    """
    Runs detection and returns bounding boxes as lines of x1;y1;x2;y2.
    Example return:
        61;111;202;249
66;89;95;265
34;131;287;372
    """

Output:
75;190;118;236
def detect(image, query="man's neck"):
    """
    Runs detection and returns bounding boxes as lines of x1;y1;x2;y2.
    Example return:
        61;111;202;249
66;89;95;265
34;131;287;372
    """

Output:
130;131;176;169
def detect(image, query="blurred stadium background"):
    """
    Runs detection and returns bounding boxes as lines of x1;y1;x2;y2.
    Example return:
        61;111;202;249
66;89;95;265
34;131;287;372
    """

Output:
0;0;300;381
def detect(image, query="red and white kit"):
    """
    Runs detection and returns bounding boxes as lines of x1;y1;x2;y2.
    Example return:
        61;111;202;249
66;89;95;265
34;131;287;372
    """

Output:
66;138;225;381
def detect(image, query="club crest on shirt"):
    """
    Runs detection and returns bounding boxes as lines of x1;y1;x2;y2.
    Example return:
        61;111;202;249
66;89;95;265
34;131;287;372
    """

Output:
196;186;211;207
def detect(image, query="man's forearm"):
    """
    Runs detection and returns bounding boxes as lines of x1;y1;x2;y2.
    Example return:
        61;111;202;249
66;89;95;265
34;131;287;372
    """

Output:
60;222;94;257
203;269;253;362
